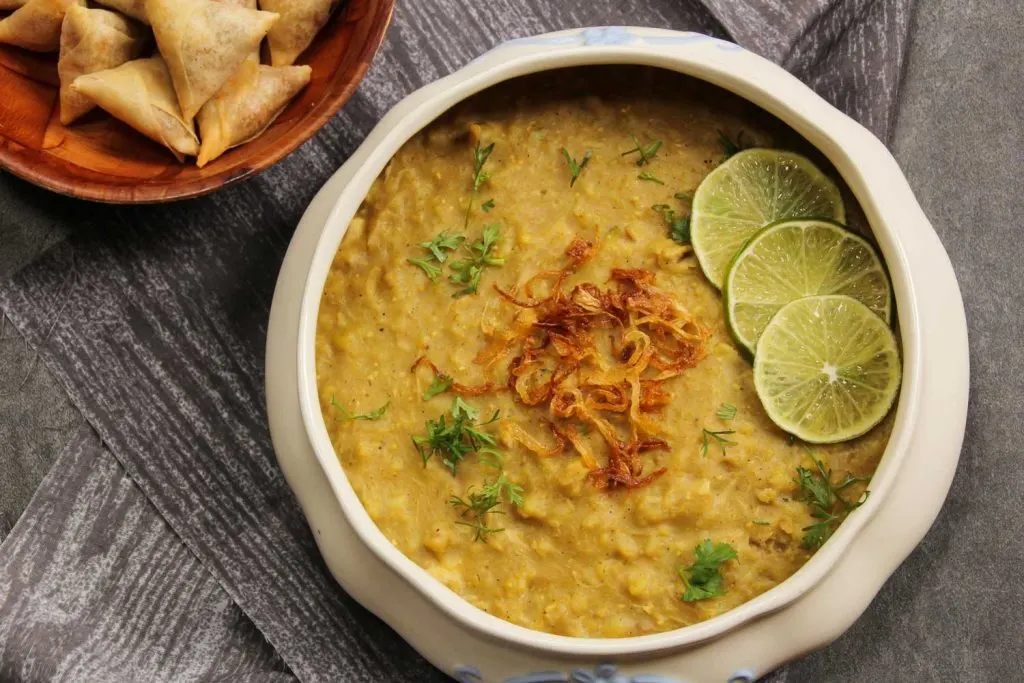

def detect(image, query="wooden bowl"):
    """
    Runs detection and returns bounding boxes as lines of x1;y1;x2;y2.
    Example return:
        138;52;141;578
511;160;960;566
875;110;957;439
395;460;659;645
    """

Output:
0;0;394;203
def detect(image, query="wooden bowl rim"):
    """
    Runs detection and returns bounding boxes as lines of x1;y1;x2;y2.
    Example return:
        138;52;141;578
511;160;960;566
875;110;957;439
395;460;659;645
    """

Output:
0;0;396;204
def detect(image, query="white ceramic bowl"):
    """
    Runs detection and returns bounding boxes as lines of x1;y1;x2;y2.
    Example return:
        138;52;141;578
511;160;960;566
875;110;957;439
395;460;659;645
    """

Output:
266;27;969;683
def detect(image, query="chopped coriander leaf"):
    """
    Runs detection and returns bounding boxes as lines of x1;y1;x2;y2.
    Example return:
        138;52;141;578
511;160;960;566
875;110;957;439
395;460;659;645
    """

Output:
795;458;870;549
481;472;525;508
621;135;663;166
753;520;771;526
329;395;390;421
700;428;736;457
669;217;691;244
652;203;691;245
679;539;737;602
419;231;466;263
449;224;505;297
560;148;592;187
718;129;752;159
638;171;665;185
449;472;525;542
481;198;496;212
407;258;441;282
412;399;501;475
673;191;693;201
716;403;738;420
476;448;504;471
464;141;495;229
422;374;453;400
451;396;479;420
454;516;505;542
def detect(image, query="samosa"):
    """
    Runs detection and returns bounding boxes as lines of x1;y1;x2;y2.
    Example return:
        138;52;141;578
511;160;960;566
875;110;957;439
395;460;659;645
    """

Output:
146;0;278;120
197;58;310;167
0;0;84;52
258;0;339;66
71;56;200;161
90;0;146;24
58;5;146;125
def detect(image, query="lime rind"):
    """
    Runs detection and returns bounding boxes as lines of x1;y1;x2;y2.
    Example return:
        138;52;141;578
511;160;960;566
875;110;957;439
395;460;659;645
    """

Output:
691;149;846;289
753;295;901;443
723;218;892;357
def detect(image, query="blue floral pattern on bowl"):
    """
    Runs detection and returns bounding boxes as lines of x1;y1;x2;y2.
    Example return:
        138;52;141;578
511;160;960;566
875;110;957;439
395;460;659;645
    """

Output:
497;27;742;53
454;663;757;683
580;27;637;46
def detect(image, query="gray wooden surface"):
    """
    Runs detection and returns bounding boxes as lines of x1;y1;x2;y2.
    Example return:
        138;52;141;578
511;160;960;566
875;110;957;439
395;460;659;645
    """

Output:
0;427;293;683
1;0;1022;681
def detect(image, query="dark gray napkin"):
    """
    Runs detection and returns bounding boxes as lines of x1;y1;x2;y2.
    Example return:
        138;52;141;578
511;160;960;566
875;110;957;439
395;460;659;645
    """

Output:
0;0;914;681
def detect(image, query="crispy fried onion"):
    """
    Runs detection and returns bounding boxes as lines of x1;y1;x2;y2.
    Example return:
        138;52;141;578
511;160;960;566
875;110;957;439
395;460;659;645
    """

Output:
410;356;500;396
493;238;710;490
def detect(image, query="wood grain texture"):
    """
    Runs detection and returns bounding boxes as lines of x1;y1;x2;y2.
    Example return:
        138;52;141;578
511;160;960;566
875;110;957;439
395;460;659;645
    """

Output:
0;0;395;204
0;426;294;682
0;1;916;681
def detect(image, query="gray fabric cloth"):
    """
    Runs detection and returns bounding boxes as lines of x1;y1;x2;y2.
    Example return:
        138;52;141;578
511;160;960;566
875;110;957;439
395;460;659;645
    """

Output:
9;0;1018;681
0;317;80;540
0;178;84;540
0;426;294;683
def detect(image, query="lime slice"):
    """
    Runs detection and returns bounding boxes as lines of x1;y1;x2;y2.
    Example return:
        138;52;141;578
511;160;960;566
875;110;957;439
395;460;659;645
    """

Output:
753;295;901;443
691;149;846;289
724;219;891;357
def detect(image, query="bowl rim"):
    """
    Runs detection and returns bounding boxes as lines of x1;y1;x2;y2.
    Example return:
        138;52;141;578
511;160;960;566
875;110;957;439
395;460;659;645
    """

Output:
0;0;395;204
292;27;923;657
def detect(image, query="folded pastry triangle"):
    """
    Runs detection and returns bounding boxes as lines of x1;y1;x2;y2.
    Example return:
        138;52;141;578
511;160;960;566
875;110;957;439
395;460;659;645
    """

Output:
71;56;200;161
258;0;339;66
59;5;147;125
90;0;146;24
146;0;278;120
197;58;311;167
0;0;84;52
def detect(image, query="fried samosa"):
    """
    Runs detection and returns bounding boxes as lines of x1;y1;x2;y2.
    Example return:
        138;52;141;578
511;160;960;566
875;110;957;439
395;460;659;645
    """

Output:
196;58;310;167
0;0;84;52
71;56;200;161
90;0;146;23
58;5;146;125
146;0;278;121
258;0;339;67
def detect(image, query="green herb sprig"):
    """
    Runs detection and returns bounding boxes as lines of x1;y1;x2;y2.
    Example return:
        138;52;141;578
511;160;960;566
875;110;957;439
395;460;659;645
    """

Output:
621;135;663;166
412;398;501;475
561;148;592;187
716;403;738;420
423;374;454;401
679;539;738;602
408;231;466;282
795;458;870;549
329;395;390;421
700;428;736;457
407;258;441;282
449;224;505;297
464;141;495;229
449;472;525;542
638;171;665;185
652;202;691;245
